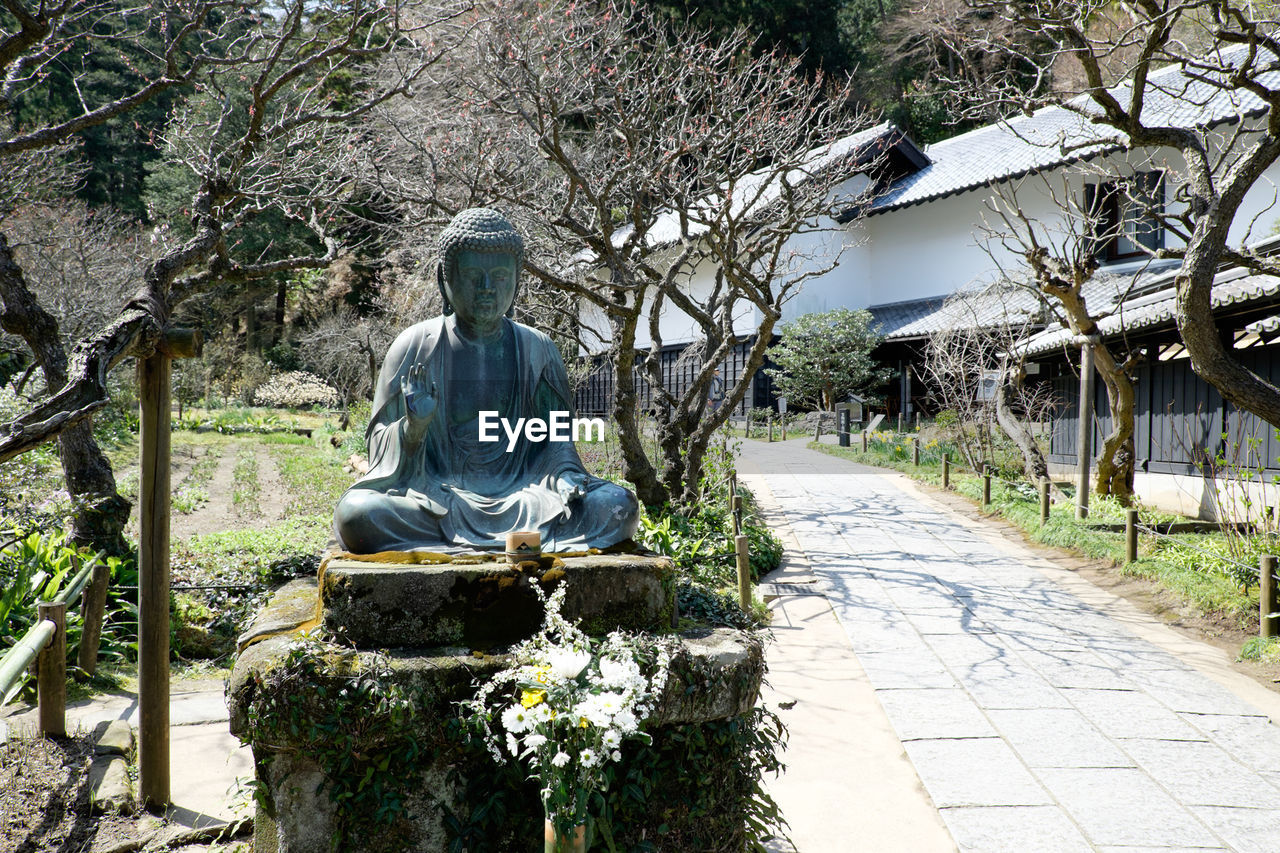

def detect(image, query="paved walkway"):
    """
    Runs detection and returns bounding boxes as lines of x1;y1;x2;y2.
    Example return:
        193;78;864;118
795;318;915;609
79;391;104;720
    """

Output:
744;438;1280;853
2;678;252;828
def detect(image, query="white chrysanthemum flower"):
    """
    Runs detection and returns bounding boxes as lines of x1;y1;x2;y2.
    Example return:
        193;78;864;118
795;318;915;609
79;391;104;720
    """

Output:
506;733;520;755
611;750;622;762
552;751;571;768
580;748;598;768
598;656;640;687
602;730;621;749
501;704;531;734
524;733;547;750
547;647;592;681
612;709;638;734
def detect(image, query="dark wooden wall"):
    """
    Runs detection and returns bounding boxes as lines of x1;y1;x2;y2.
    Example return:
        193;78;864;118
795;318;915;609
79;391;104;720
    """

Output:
574;339;777;417
1046;345;1280;475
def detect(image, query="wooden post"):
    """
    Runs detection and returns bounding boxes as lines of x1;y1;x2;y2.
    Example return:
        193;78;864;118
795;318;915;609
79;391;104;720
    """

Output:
781;416;787;441
735;534;751;612
36;602;66;737
1126;509;1139;564
1076;343;1095;521
732;494;743;537
1039;478;1050;525
942;453;950;489
861;430;868;453
982;465;991;508
768;414;774;442
138;351;172;808
815;424;822;443
912;438;920;466
897;413;903;433
77;563;111;677
1262;555;1279;639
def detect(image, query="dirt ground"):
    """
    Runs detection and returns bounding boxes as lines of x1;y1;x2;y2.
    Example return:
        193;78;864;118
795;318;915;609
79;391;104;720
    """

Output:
0;733;159;853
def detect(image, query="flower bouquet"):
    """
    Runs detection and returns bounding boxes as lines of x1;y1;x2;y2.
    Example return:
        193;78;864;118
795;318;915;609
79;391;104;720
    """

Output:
463;585;672;852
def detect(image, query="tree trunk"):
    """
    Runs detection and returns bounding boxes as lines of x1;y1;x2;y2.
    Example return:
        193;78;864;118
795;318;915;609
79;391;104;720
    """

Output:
274;279;287;346
609;311;666;507
0;232;131;554
1090;344;1136;503
677;315;780;504
993;361;1052;488
1043;285;1135;504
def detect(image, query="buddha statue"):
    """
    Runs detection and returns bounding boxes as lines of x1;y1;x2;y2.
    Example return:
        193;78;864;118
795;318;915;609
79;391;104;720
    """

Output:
332;208;640;553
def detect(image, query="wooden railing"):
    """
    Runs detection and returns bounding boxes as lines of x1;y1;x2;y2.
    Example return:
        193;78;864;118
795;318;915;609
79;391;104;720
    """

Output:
0;552;110;736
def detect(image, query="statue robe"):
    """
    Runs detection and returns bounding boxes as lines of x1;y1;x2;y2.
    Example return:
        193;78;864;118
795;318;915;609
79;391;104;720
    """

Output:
333;316;636;553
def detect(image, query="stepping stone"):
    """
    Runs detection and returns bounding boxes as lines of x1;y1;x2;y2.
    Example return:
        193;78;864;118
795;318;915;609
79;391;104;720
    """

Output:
89;754;133;814
92;719;133;756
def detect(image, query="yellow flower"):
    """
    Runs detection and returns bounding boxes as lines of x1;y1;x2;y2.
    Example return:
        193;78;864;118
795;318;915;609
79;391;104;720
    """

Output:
533;666;551;685
521;689;545;708
578;717;590;729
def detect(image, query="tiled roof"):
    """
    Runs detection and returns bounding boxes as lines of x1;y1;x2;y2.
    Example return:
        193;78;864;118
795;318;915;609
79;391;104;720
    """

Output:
870;272;1155;342
864;45;1276;217
609;122;901;251
1022;268;1280;356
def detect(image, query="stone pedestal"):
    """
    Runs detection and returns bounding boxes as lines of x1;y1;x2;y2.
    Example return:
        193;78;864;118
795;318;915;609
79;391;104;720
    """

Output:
229;555;768;852
320;553;675;648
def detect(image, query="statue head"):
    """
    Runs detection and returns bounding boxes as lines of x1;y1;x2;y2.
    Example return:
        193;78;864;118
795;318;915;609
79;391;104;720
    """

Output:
437;208;524;322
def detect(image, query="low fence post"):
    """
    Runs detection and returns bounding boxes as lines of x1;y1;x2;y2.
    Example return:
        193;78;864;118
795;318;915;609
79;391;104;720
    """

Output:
1261;554;1279;639
1126;509;1139;564
768;414;774;443
735;534;751;612
942;453;950;489
732;494;743;537
982;466;991;508
861;430;868;453
814;423;821;443
912;438;920;467
77;563;111;677
37;602;66;737
1039;478;1050;525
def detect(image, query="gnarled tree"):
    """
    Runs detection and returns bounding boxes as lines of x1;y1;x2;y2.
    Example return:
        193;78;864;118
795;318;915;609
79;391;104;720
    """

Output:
0;0;463;549
369;1;875;505
944;1;1280;435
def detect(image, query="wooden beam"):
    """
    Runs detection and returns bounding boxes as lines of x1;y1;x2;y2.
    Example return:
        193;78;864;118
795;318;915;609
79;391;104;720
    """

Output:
138;352;171;808
1076;344;1095;521
159;327;202;359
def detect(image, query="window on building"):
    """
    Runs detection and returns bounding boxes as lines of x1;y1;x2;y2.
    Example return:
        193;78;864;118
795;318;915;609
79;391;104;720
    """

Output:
1084;171;1165;261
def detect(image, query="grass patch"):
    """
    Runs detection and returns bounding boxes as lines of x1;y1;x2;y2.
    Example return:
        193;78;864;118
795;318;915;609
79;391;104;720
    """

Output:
1239;636;1280;663
232;445;261;517
269;440;355;518
172;447;220;515
810;440;1256;628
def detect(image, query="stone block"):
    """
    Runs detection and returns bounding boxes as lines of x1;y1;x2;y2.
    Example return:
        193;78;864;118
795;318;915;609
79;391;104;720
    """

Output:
89;755;133;814
238;578;320;652
92;719;133;756
320;554;675;649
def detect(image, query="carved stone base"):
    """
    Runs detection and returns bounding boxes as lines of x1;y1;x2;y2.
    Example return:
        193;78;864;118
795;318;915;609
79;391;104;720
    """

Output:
319;553;676;649
229;574;766;853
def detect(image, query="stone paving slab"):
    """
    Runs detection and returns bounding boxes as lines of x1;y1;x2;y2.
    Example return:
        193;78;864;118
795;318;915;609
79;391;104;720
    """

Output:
938;805;1093;853
739;440;1280;851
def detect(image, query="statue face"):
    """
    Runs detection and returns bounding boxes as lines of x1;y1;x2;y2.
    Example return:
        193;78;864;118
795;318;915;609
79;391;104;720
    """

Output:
447;250;518;328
